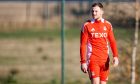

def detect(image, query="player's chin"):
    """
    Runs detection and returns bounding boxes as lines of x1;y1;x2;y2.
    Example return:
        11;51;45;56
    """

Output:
92;16;97;19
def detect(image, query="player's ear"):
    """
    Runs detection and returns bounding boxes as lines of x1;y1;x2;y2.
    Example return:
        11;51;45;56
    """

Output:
101;10;104;15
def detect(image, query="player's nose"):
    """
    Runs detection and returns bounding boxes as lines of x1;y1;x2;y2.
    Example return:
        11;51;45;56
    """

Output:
92;12;96;16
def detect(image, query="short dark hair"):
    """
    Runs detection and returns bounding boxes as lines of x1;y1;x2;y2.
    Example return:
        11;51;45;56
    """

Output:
92;2;103;9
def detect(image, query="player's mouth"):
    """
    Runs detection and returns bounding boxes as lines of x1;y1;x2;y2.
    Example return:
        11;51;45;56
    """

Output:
92;15;97;18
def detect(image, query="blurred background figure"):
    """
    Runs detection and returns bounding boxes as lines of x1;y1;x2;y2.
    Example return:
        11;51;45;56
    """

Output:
0;0;139;84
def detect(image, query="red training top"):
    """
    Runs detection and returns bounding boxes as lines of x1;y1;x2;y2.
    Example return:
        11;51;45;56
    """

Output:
80;18;118;64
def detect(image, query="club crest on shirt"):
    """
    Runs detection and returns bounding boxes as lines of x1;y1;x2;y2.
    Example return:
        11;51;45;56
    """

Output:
103;26;107;31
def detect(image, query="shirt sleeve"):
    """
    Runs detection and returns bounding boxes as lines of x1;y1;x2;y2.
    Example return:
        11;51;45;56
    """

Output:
107;23;118;57
80;23;88;64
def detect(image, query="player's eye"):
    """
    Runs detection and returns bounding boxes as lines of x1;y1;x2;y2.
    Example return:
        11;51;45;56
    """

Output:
92;10;95;13
92;10;98;12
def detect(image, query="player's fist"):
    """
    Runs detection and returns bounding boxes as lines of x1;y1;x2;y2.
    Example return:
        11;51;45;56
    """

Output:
81;63;88;73
113;57;119;67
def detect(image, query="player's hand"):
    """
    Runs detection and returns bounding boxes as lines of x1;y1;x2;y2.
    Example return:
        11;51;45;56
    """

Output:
113;57;119;67
81;63;88;73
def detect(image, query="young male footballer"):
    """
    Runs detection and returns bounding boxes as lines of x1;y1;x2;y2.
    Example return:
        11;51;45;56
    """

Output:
80;2;119;84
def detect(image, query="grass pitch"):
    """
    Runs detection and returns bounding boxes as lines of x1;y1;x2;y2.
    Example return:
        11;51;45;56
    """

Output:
0;27;140;84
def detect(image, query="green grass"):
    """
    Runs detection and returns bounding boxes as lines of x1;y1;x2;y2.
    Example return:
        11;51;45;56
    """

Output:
0;28;81;40
0;27;139;84
0;27;136;40
0;29;60;39
114;27;135;41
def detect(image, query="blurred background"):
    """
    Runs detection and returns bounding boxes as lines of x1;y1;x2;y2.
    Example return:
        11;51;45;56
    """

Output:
0;0;139;84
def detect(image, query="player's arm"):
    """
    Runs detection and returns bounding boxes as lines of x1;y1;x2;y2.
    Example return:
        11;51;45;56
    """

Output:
80;23;88;73
107;22;119;66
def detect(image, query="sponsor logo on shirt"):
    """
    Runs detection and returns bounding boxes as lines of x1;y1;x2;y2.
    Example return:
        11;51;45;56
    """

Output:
90;27;107;38
91;33;107;38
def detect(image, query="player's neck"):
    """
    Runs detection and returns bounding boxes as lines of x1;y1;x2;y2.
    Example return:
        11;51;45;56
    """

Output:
95;17;103;22
96;17;102;21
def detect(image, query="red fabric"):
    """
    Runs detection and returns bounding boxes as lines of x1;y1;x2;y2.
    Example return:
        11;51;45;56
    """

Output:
88;59;109;81
80;19;118;64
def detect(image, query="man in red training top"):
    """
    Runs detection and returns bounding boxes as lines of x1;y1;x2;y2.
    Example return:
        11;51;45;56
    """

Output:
80;2;119;84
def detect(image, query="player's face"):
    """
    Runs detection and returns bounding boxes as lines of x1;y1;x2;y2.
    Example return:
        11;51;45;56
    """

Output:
91;6;103;20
